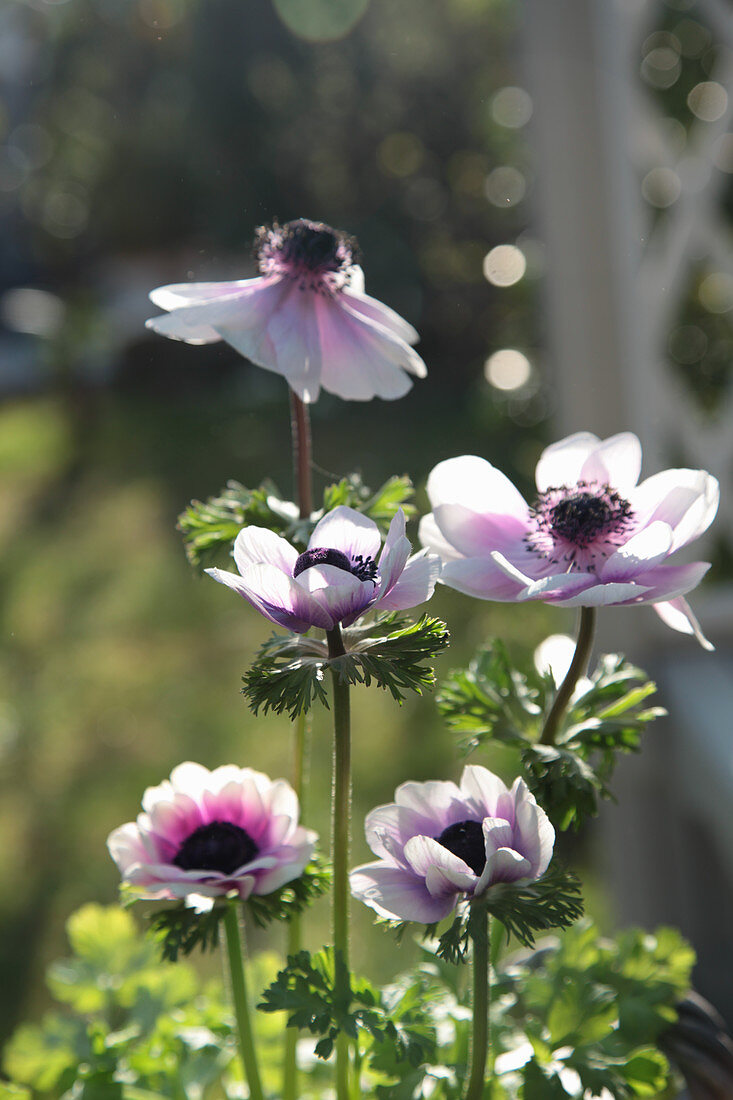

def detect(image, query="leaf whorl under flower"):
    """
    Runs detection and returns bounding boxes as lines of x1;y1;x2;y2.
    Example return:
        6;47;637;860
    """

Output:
242;614;450;721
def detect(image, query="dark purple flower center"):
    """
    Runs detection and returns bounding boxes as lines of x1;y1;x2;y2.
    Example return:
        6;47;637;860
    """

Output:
173;821;258;875
436;819;486;876
293;546;378;583
255;219;359;292
526;481;634;569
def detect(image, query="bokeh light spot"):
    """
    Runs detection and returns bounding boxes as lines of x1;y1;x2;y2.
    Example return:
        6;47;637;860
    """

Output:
687;81;728;122
490;86;532;129
641;167;681;208
483;244;526;287
484;165;526;207
273;0;369;42
1;288;65;337
484;348;532;391
699;272;733;314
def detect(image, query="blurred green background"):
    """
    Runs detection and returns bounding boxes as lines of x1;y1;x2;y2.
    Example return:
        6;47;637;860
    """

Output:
0;0;729;1047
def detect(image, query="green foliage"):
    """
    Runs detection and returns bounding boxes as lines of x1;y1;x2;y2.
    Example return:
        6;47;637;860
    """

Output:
243;613;450;720
178;479;280;570
178;474;416;570
2;904;693;1100
438;642;665;829
492;920;694;1098
258;948;436;1079
144;858;331;961
3;904;235;1098
431;866;584;964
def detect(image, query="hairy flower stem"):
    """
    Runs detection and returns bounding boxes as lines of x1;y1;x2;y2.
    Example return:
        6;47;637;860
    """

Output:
283;710;310;1100
540;606;597;745
222;904;265;1100
290;391;313;520
465;907;491;1100
327;624;352;1100
284;394;314;1100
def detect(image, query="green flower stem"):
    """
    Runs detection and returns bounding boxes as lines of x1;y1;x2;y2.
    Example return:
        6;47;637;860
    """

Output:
465;907;490;1100
327;623;352;1100
222;903;265;1100
285;390;314;1100
540;605;596;745
290;391;313;519
283;709;310;1100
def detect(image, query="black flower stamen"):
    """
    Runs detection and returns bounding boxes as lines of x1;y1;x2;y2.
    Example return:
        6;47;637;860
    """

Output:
173;821;258;875
526;480;634;570
255;219;359;292
294;546;378;583
436;819;487;877
350;553;378;582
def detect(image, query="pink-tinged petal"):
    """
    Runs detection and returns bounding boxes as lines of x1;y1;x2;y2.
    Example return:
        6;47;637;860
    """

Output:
394;778;465;827
233;526;299;576
459;765;510;819
315;295;418;401
261;283;322;402
579;432;642;493
107;823;150;876
599;521;673;582
431;502;530;560
628;561;710;603
511;779;555;878
630;470;719;551
403;835;476;893
147;281;282;345
309;505;381;561
339;298;426;379
168;762;213;798
213;279;291;369
653;596;714;651
376;551;442;612
340;287;419;345
519;571;598;602
149;278;262;310
205;564;333;632
535;432;601;492
146;311;223;345
426;456;530;521
297;563;374;626
439;557;527;600
418;513;463;562
481;818;514;854
376;509;410;595
482;847;532;886
364;804;421;867
554;581;652;607
350;863;457;923
259;777;300;821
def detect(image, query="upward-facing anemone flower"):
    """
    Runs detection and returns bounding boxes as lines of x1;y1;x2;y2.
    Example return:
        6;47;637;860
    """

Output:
108;762;317;901
146;218;427;403
419;432;718;648
206;506;441;634
350;764;555;924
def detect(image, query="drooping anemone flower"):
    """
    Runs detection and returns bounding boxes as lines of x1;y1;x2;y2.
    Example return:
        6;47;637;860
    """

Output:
205;505;441;634
146;218;427;403
350;765;555;924
419;432;719;648
107;762;317;901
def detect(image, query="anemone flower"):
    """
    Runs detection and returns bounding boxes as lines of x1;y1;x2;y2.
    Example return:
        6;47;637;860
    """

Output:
108;762;316;901
146;218;427;403
206;505;441;634
350;765;554;924
419;432;718;648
